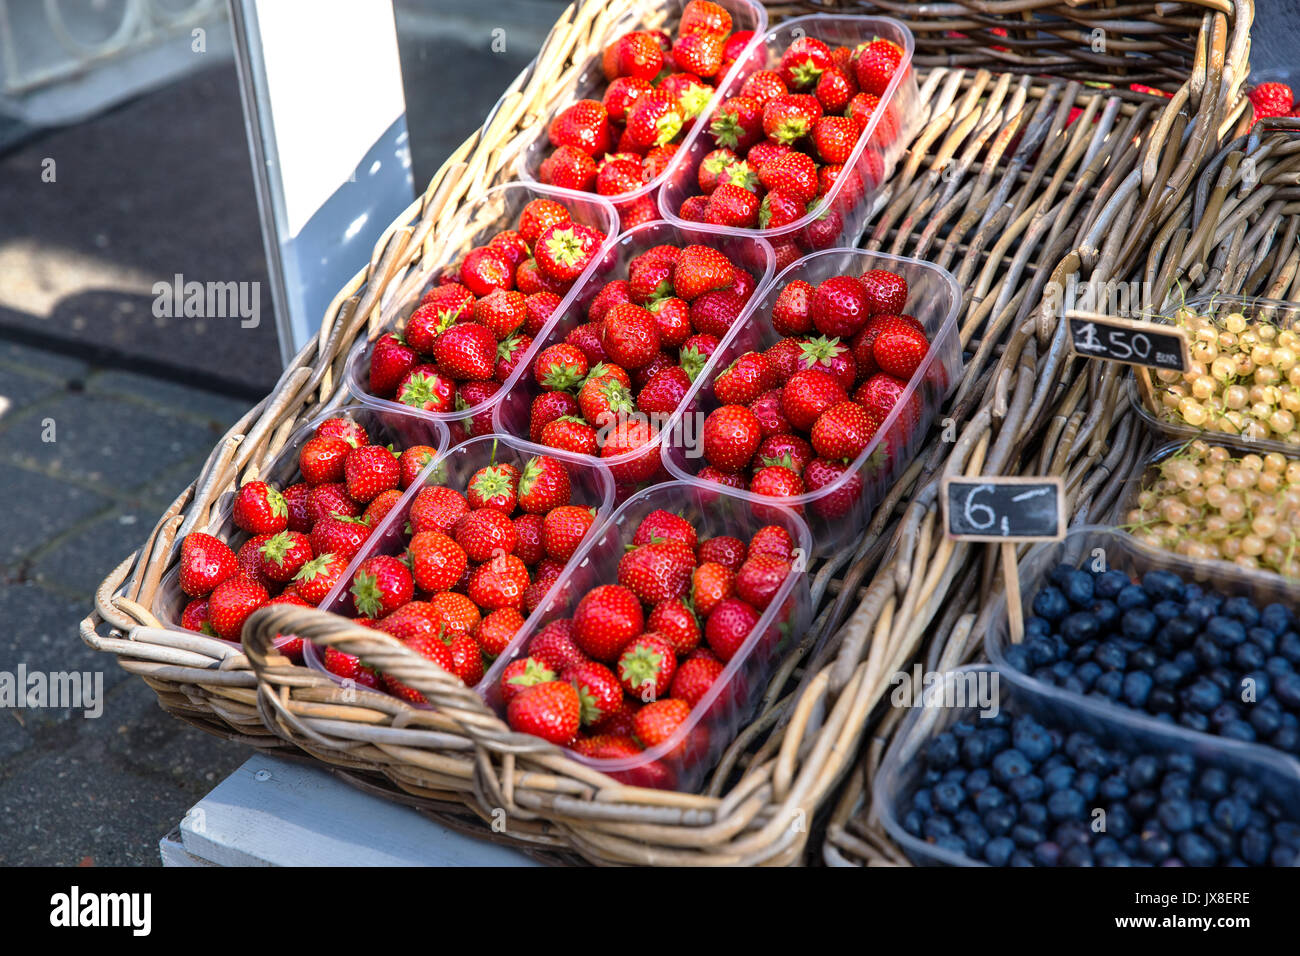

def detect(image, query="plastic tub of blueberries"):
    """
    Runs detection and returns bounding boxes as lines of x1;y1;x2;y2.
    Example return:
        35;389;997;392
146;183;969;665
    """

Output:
656;14;920;251
985;526;1300;772
661;247;961;555
477;479;812;793
301;432;617;695
344;182;621;445
491;218;775;494
151;403;449;648
511;0;769;218
1126;293;1300;459
874;664;1300;866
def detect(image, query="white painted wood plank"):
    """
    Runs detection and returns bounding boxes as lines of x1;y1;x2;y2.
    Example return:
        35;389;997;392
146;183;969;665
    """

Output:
159;828;215;867
178;755;539;867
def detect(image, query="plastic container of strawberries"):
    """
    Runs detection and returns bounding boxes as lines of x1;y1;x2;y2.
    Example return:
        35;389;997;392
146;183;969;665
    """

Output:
511;0;769;220
656;14;919;251
873;663;1300;867
662;246;961;555
151;404;449;645
477;479;812;792
491;218;776;494
343;182;621;445
301;433;618;692
1126;293;1300;459
984;525;1300;771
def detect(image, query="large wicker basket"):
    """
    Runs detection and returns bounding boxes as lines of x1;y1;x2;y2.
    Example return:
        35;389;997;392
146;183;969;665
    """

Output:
82;0;1261;864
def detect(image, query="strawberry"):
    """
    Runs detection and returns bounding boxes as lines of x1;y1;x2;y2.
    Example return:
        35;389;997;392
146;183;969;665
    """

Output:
704;596;759;661
625;90;683;150
432;322;496;380
589;280;633;324
678;334;719;381
292;552;349;605
660;75;715;123
735;554;791;610
405;303;460;355
740;70;787;106
714;351;778;406
468;554;531;610
636;366;690;416
377;601;441;643
541;504;596;561
853;38;903;96
632;698;691;748
701;470;745;497
523;292;561;336
749;524;794;559
473;289;527;341
757;433;813;472
439;630;484;685
467;462;519;511
604;75;654;124
179;532;238;597
519;199;571;244
617;633;678;701
646;597;702;655
678;195;711;222
1249;81;1294;118
364;488;403;528
496;334;533;385
815;66;857;114
618;540;695;604
703;404;762;472
563;660;624;725
811;275;871;338
597;155;645;196
649;297;691;347
258;530;314;583
207;575;269;641
428;591;482;634
541;416;599;456
705;183;760;228
514;513;546;565
670;656;724;707
548;99;614;157
572;734;643;759
750;464;804;505
804;457;862;519
282;482;313;532
395;364;456;413
309;513;372;563
344;445;399;503
698;147;741;192
528;619;586;673
632;509;697;549
629;258;673;304
488;231;530;270
600;418;661;484
517;455;571;513
757;150;818;204
459;246;513;297
606;31;664;81
420;280;476;315
679;0;731;38
349;554;413;618
689;286;747;338
324;646;380;688
535;222;604;283
672;245;735;301
576;368;631;427
645;144;681;179
859;268;908;314
476;607;526;659
501;656;557;703
871;315;929;378
408;530;467;592
708;94;763;152
696;535;745;571
409;485;470;535
180;597;214;635
572;584;644;661
529;388;581;442
797;335;856;390
762;93;822;145
507;680;580;744
381;630;457;704
236;533;276;590
399;445;439;489
772;280;815;336
539;145;597;192
854;372;910;418
455;381;501;439
601;303;661;369
811;115;861;164
230;481;286;535
779;36;833;90
369;333;418;397
454;508;517;563
691;561;734;616
780;368;847;431
672;31;724;78
299;435;351;485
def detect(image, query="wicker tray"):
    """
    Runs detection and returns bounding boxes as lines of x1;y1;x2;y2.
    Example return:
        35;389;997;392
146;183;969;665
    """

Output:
83;0;1257;865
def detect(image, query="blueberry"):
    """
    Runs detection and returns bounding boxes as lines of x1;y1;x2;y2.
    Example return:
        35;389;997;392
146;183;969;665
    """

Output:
1012;718;1054;764
960;735;992;769
1210;703;1240;729
1122;608;1158;642
1033;841;1062;866
1127;754;1160;789
991;748;1031;784
1193;636;1225;669
1025;616;1052;640
1074;772;1099;803
923;815;955;840
922;769;943;786
1201;823;1236;857
1008;775;1044;803
1271;845;1298;866
961;823;990;855
1043;765;1076;793
1234;642;1267;672
983;835;1016;866
1117;585;1150;610
954;807;981;828
1223;596;1260;626
1164;751;1193;774
942;768;968;784
1008;851;1035;867
983;806;1017;837
933;781;965;814
903;809;924;836
1095;569;1130;599
1094;642;1127;671
951;720;976;738
1143;570;1185;601
1094;672;1123;700
1093;601;1120;630
1099;851;1134;867
1267;656;1293;679
1152;660;1185;688
1221;720;1257;742
1271;725;1300;752
1276;673;1300;709
912;788;934;815
1184;596;1220;625
1249;706;1282;737
1261;603;1293;636
1164;616;1199;645
1207;668;1235;695
1148;687;1178;714
1048;563;1075;587
1279;632;1300;664
973;787;1006;813
1152;600;1185;624
1184;679;1222;713
1179;712;1210;733
1047;788;1086;821
1161;773;1192;802
1107;804;1134;838
1250;627;1277;654
1240;827;1272;866
966;768;992;792
1123;671;1154;708
932;834;968;856
1177;832;1218;866
1032;586;1070;622
1207;616;1247;647
1213;797;1251;832
1002;645;1031;673
1020;802;1049;828
1063;570;1095;607
1012;823;1045;847
1128;789;1159;817
1233;779;1261;804
1099;774;1129;801
1074;743;1111;774
1051;661;1076;682
1027;637;1060;667
1061;844;1095;867
1274;821;1300;847
1158;798;1195;833
1076;662;1103;690
1139;827;1174;862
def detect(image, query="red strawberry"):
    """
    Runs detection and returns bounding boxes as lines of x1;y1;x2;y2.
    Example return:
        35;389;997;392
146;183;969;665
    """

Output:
517;455;571;513
659;74;715;119
507;680;580;744
299;435;351;485
765;337;808;379
364;488;403;528
749;524;795;560
618;540;695;604
815;66;857;114
467;462;520;511
797;335;857;390
369;333;419;397
405;303;459;355
429;591;482;635
617;633;678;700
535;222;604;283
541;504;596;562
467;555;531;611
632;697;691;748
454;508;517;563
811;275;871;338
501;656;557;703
648;297;691;347
349;554;413;618
539;145;597;192
292;552;349;605
541;416;599;456
646;597;702;656
548;99;614;157
671;245;735;301
762;93;822;145
678;334;719;381
772;280;815;336
689;286;747;339
409;485;470;535
852;38;903;96
704;597;759;661
513;513;546;565
699;465;746;493
572;584;644;661
529;391;580;443
565;321;608;365
309;513;372;563
781;368;847;431
636;367;690;416
475;607;525;659
236;533;276;590
678;195;711;222
455;381;501;439
859;268;908;314
740;70;787;106
625;90;684;150
600;418;661;484
705;183;760;228
597;154;645;196
854;372;910;418
343;445;399;503
633;509;697;548
495;334;533;384
529;619;587;673
533;343;589;390
602;303;661;369
691;561;734;616
442;629;485;685
179;532;238;597
518;199;571;244
714;351;778;406
735;554;791;610
805;457;864;519
323;646;380;688
672;31;724;78
474;289;527;341
629;258;673;304
871;315;929;378
564;660;624;725
750;464;804;506
180;597;213;635
703;404;762;472
606;30;664;81
257;530;313;583
459;246;513;297
708;95;763;151
811;115;861;165
231;481;287;535
488;230;530;271
578;367;634;425
394;365;455;413
779;36;833;90
758;150;818;204
800;199;846;250
282;482;313;532
680;0;731;38
208;575;269;641
670;656;724;707
432;322;497;380
604;75;654;124
698;147;741;192
398;446;438;489
757;433;814;472
572;734;643;759
408;530;467;592
697;535;746;571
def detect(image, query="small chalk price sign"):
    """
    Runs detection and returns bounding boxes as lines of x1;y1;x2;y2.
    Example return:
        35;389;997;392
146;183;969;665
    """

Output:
1066;311;1190;372
942;476;1066;542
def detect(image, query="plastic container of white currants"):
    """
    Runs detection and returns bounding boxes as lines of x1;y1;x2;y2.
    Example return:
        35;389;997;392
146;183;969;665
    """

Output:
661;246;962;555
151;404;450;645
301;433;617;692
343;182;621;445
985;526;1300;772
491;218;776;494
510;0;769;218
874;662;1300;866
1127;294;1300;459
656;14;920;251
478;479;813;793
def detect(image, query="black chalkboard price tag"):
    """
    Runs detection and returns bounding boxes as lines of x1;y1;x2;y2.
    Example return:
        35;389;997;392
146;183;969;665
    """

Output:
942;476;1066;542
1065;310;1190;372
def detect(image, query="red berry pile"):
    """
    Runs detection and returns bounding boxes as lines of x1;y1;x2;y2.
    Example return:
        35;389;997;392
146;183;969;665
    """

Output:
538;0;753;225
525;242;757;484
367;197;607;439
1248;82;1298;123
497;509;796;778
176;417;434;652
318;451;600;702
675;34;905;254
698;268;929;517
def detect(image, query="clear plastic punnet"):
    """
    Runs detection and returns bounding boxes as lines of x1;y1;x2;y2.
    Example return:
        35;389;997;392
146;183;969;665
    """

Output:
302;433;617;692
478;480;813;793
985;526;1300;772
491;219;775;493
662;247;961;554
151;404;449;644
511;0;769;217
1128;293;1300;459
344;182;621;444
656;14;919;250
874;664;1300;867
